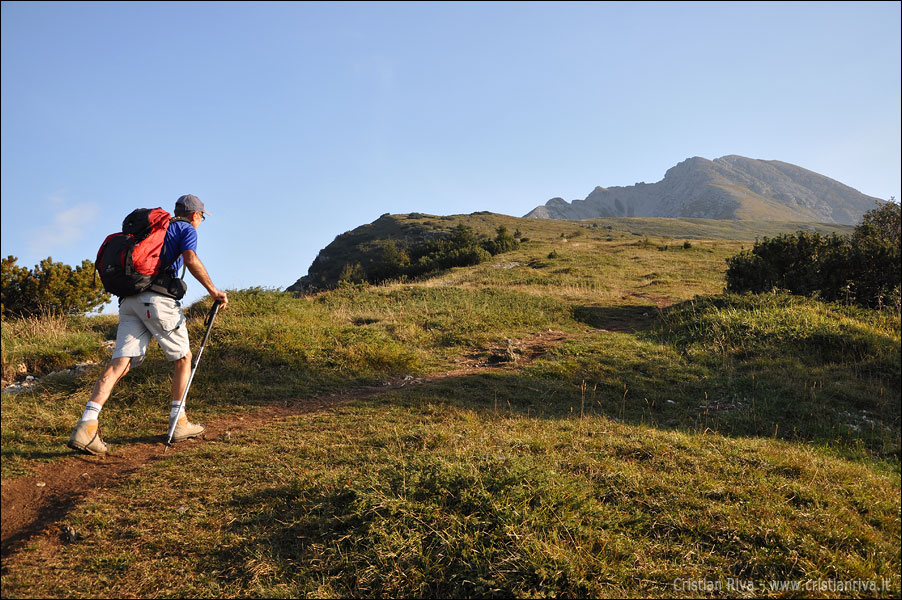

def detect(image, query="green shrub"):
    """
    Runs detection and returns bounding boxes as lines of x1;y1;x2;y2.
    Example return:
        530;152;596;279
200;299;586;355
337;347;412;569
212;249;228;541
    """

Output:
725;202;901;309
352;224;520;285
480;225;520;255
1;255;110;318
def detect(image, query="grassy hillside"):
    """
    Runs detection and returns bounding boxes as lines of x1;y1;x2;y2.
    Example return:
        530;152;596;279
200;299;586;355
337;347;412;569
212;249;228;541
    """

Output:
288;212;853;291
2;216;898;598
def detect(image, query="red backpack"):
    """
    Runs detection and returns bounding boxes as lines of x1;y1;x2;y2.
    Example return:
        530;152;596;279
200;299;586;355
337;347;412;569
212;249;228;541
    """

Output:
95;208;177;297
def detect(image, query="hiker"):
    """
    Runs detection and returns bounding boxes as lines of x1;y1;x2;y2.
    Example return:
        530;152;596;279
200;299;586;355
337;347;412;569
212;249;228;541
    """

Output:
67;194;229;455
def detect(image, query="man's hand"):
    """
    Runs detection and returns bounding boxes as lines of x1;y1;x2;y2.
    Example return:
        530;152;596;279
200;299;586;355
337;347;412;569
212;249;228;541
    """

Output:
211;288;228;308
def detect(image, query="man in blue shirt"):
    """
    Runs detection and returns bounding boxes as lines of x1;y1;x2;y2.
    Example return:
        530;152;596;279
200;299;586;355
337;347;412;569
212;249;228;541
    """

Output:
68;194;229;455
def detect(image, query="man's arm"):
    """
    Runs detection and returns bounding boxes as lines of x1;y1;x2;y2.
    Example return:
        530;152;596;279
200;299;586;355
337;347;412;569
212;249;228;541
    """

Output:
182;249;228;307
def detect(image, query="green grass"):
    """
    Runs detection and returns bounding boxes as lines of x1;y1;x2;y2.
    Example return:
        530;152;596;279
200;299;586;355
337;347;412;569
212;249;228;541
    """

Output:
520;295;900;462
2;215;899;598
0;312;118;382
1;285;580;476
5;401;898;598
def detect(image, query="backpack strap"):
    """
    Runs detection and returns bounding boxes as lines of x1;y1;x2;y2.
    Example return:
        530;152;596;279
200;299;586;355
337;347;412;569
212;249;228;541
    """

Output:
148;217;191;299
158;217;192;274
171;217;190;280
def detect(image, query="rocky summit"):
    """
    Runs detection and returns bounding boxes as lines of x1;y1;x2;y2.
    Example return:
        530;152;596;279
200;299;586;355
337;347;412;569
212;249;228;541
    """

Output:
524;155;883;224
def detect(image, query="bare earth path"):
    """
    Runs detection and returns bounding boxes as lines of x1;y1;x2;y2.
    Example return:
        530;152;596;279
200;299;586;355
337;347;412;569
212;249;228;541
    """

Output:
1;330;583;569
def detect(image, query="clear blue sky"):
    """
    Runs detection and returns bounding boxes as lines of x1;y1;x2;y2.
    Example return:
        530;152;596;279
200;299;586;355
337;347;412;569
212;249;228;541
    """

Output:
2;1;900;311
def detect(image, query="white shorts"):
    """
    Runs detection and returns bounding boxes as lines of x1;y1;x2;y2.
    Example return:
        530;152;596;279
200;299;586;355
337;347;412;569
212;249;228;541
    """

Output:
112;293;190;363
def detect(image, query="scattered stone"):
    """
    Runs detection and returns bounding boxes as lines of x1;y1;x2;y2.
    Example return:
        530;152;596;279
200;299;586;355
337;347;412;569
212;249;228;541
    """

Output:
3;359;103;395
488;341;520;364
36;482;46;488
492;261;522;270
697;399;746;412
62;525;81;543
2;378;39;395
398;375;424;387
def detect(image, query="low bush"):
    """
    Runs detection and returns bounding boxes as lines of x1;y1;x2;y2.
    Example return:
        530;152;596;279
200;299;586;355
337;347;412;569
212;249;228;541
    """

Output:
726;202;901;309
349;224;520;285
1;256;110;318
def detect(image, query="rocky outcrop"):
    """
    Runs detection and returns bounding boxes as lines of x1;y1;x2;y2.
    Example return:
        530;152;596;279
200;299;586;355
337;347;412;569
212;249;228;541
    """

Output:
524;155;883;224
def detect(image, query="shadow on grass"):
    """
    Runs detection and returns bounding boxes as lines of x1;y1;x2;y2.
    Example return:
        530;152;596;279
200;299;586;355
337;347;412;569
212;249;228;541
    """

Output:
0;446;71;463
371;355;900;462
571;304;659;333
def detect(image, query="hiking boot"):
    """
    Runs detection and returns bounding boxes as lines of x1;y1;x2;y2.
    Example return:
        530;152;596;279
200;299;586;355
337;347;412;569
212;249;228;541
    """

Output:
67;420;109;455
169;414;206;443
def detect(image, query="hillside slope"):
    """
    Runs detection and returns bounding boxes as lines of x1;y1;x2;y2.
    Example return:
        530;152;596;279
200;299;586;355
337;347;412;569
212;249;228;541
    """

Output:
525;155;883;224
287;212;853;292
2;210;899;598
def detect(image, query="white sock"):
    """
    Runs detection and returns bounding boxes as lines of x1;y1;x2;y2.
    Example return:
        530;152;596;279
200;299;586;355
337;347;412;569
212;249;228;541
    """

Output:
170;401;185;422
79;401;103;423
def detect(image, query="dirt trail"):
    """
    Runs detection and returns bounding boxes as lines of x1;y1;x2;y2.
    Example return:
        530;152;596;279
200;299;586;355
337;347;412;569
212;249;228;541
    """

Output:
1;330;579;565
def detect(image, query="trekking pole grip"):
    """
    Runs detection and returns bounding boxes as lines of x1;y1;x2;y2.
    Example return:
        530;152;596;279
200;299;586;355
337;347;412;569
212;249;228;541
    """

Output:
197;300;221;354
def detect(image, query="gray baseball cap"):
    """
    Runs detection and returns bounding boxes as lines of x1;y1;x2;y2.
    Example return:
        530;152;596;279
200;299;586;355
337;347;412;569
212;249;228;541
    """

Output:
175;194;212;216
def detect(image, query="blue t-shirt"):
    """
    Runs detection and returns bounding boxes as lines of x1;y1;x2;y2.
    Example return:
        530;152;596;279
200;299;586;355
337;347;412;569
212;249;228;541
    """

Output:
161;220;198;276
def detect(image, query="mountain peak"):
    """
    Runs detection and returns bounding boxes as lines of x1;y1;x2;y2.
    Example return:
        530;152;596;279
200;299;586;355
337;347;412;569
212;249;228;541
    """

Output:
525;156;882;224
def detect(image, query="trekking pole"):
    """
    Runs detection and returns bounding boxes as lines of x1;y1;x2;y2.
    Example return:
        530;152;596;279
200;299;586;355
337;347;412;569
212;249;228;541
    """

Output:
165;300;221;448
